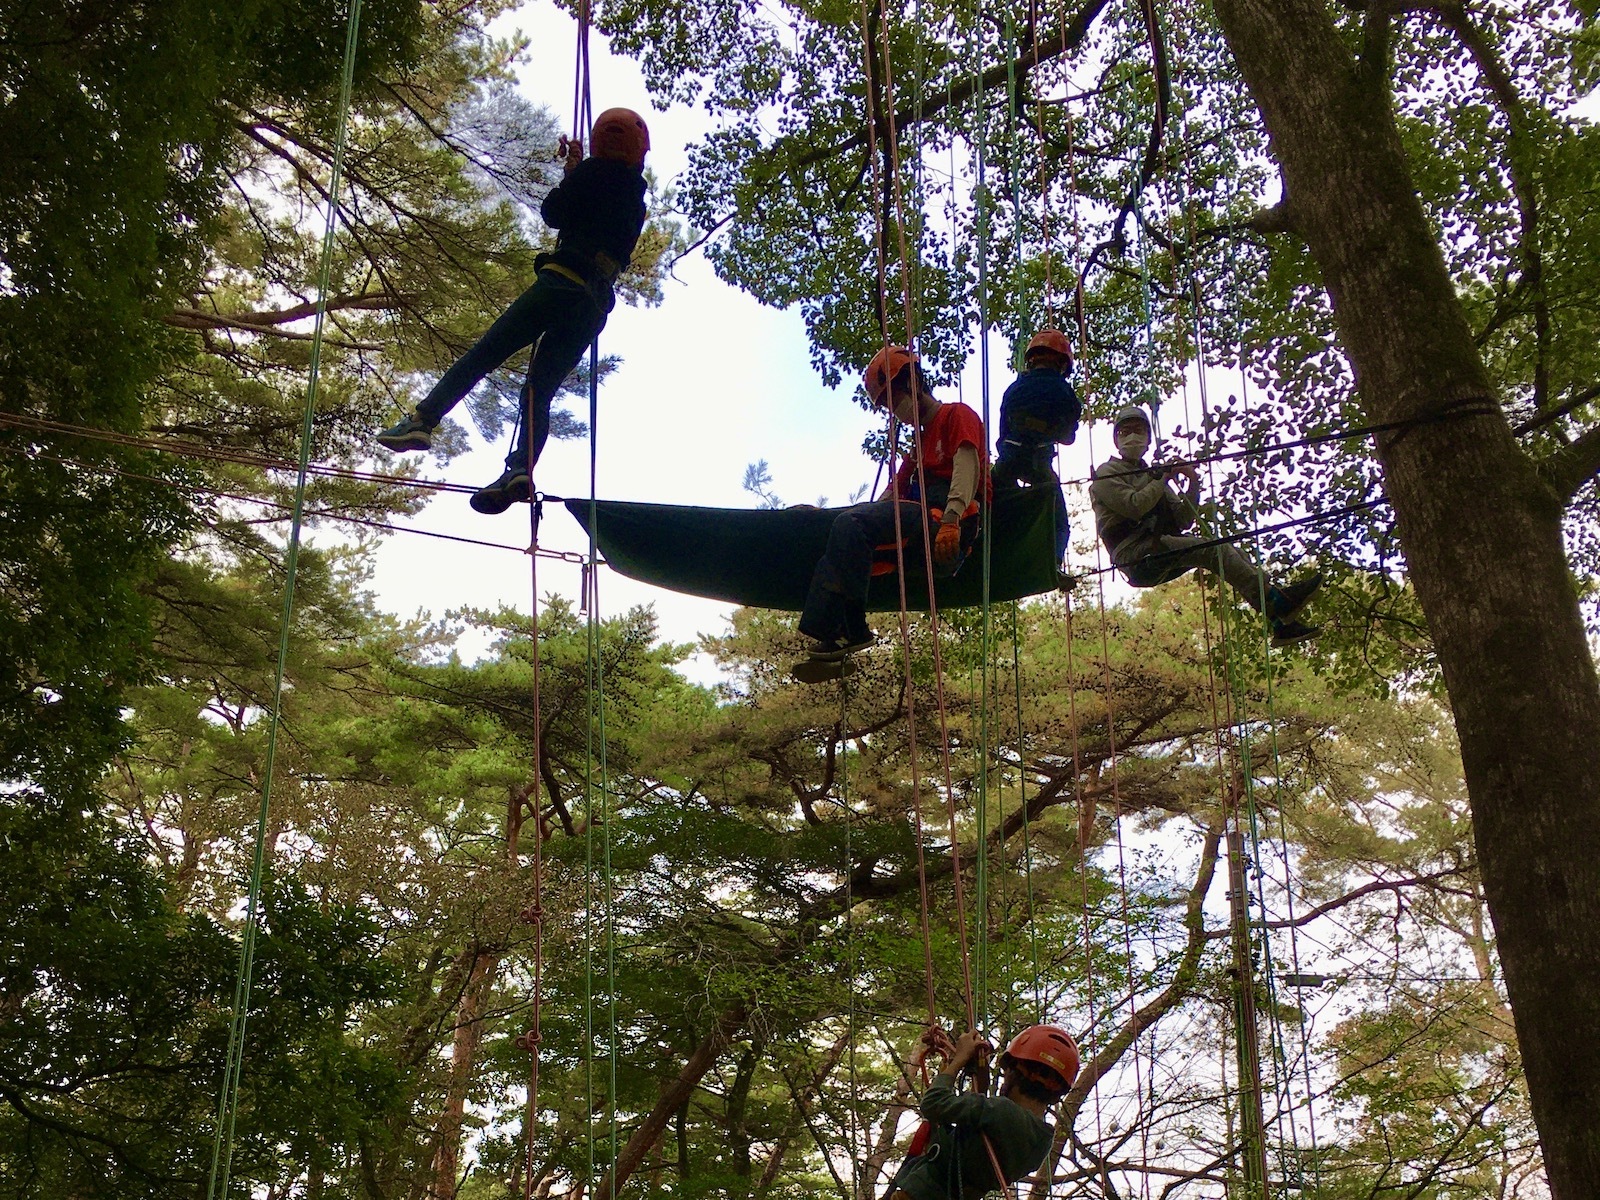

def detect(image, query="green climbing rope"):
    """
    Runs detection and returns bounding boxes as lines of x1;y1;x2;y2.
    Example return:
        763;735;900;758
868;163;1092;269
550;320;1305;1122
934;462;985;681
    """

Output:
205;4;364;1198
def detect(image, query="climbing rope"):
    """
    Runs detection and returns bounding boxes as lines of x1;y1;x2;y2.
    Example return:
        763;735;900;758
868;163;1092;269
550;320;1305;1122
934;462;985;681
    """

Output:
971;0;998;1039
867;0;983;994
204;4;364;1198
516;491;547;1198
864;0;972;1036
517;505;547;1195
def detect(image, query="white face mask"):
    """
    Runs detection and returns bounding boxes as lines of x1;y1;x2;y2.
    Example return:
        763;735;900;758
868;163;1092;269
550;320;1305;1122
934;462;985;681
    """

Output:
891;391;920;426
1115;427;1150;461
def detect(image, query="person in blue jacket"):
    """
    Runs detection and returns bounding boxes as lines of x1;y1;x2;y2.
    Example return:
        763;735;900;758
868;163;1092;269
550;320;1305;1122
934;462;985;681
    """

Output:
993;329;1081;564
994;329;1082;488
375;107;650;514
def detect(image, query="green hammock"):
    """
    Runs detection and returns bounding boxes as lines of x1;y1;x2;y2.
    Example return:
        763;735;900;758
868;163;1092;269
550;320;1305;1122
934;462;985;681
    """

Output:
564;486;1063;612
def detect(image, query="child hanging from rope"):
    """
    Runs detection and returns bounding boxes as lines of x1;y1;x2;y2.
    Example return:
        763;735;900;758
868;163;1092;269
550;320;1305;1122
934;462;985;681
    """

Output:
375;108;651;514
1088;404;1322;646
793;346;989;682
993;330;1081;489
887;1026;1080;1200
992;329;1081;565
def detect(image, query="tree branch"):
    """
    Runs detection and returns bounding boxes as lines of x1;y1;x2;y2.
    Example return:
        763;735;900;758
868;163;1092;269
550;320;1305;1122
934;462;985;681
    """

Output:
1029;816;1224;1200
1252;865;1474;931
789;0;1112;169
173;292;399;328
1538;421;1600;504
1435;3;1548;409
593;1004;749;1200
1077;0;1170;278
1511;382;1600;437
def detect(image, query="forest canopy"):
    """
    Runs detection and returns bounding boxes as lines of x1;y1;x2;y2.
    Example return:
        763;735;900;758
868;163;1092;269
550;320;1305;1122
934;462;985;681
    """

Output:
2;0;1595;1197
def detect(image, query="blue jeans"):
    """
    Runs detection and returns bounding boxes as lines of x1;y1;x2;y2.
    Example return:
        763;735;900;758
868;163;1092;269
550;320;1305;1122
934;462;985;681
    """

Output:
415;269;605;470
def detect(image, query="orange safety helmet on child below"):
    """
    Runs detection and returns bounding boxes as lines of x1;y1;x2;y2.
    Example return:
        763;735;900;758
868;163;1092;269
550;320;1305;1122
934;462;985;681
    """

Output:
864;345;921;407
1000;1023;1081;1091
1025;329;1073;371
591;107;650;166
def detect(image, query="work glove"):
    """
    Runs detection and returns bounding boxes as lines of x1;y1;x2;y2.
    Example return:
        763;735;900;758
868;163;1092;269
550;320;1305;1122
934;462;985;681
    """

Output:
934;522;962;566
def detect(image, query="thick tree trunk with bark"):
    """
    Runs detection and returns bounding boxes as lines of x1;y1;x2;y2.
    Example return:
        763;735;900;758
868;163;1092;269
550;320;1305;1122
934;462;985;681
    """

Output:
1206;0;1600;1191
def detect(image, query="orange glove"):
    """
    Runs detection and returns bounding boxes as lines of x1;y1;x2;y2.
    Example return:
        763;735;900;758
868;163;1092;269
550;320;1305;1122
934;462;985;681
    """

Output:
934;522;962;566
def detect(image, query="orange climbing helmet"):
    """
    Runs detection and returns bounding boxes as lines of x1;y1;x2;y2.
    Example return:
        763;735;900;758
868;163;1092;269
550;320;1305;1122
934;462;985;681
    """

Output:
591;107;651;166
864;345;921;407
1025;329;1073;370
1000;1024;1081;1093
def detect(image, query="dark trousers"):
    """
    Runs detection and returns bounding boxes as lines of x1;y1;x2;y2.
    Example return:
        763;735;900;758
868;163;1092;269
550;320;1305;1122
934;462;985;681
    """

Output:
799;501;932;643
415;269;605;470
993;440;1057;489
994;443;1070;565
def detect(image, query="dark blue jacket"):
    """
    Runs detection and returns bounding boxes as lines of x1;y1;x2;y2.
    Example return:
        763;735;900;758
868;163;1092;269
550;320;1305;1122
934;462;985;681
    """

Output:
996;369;1081;451
539;157;648;304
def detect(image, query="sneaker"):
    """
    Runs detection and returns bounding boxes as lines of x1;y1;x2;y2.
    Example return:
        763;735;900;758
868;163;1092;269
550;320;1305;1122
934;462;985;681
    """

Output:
1265;573;1323;622
469;467;531;515
792;656;861;685
805;633;876;662
375;410;436;452
1270;619;1320;647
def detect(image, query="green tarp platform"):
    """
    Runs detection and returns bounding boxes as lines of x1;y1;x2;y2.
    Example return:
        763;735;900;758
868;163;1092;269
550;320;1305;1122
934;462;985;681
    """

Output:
564;486;1063;612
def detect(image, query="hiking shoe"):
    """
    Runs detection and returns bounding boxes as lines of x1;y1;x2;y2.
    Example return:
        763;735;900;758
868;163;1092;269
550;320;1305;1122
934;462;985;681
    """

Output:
469;467;531;515
805;633;876;662
375;410;436;452
792;656;860;685
1266;573;1323;622
1270;619;1320;647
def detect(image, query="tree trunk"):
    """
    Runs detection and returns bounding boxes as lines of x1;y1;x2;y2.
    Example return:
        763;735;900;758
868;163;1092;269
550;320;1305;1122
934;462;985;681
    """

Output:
756;1029;850;1196
725;1036;767;1178
1207;1;1600;1192
430;950;499;1199
592;1004;749;1200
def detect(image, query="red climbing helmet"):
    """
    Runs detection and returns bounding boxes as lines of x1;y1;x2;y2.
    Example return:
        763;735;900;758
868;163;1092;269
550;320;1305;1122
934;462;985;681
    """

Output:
591;107;650;166
1000;1024;1081;1092
1025;329;1073;370
864;345;920;407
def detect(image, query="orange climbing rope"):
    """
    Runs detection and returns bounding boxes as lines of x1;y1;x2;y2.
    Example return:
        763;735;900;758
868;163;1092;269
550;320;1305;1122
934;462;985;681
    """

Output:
854;8;1022;1198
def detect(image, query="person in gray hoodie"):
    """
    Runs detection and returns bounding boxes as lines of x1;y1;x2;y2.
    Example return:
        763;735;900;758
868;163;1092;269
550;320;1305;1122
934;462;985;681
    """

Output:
1088;405;1321;645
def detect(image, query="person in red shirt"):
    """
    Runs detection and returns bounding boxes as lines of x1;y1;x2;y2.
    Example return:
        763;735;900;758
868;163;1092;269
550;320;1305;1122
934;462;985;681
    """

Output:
797;346;990;668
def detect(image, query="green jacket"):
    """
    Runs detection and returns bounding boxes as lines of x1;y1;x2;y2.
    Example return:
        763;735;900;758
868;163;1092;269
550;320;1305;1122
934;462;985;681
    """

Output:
895;1074;1054;1200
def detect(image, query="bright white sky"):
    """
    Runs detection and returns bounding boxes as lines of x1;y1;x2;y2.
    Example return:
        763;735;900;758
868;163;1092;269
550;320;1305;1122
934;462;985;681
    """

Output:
364;1;1117;679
